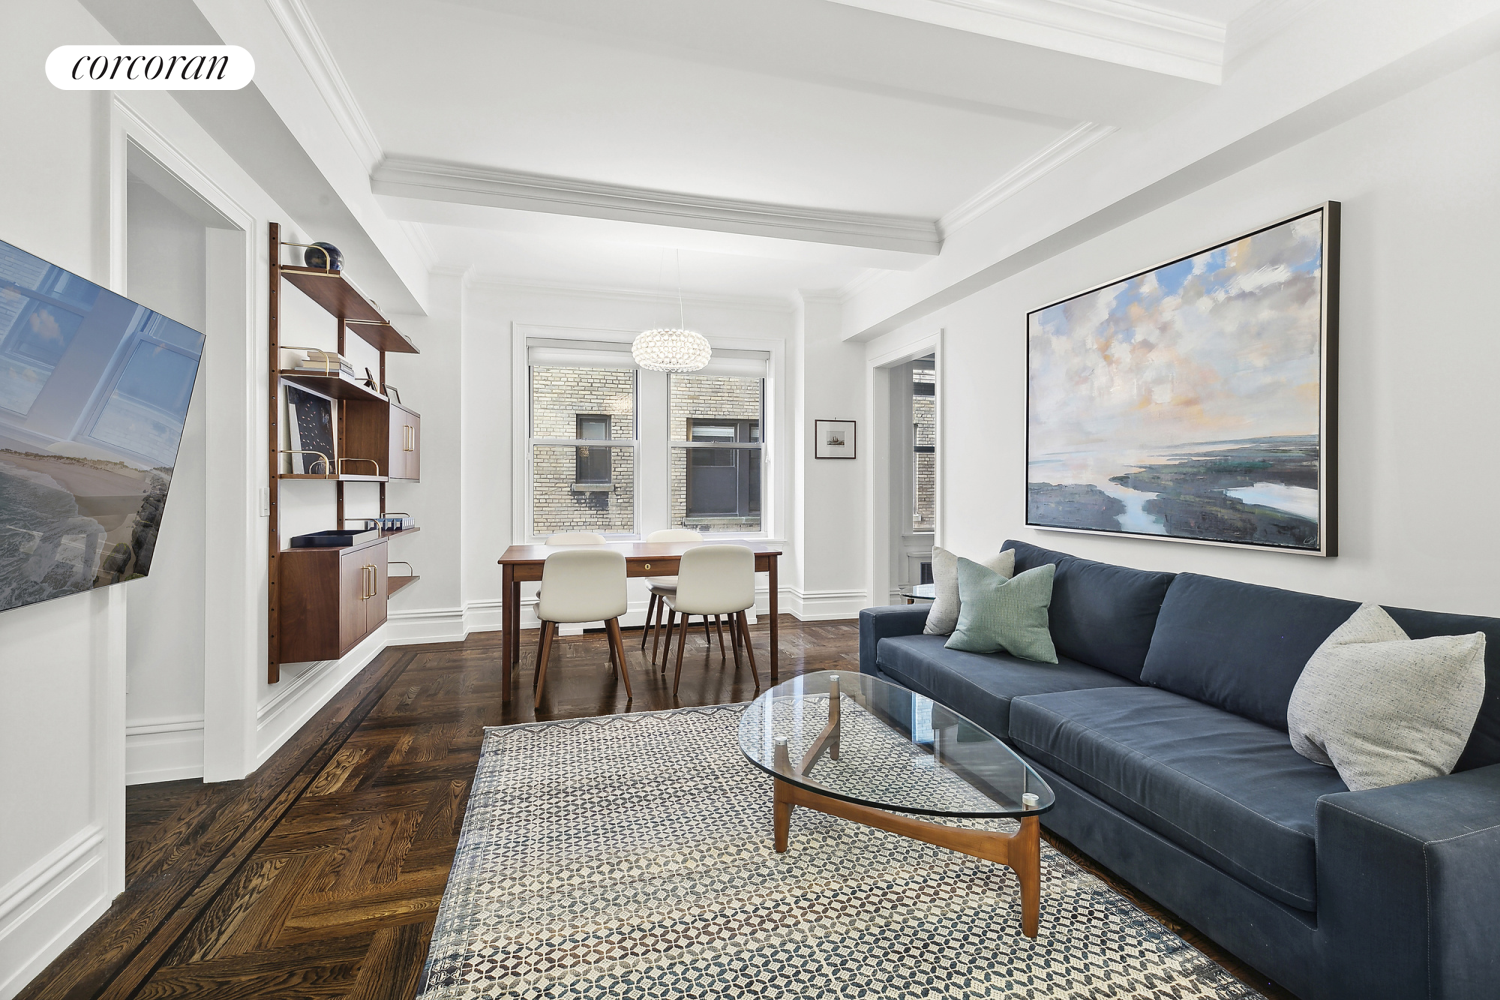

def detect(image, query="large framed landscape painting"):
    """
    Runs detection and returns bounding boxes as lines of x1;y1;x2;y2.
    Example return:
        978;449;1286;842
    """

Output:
1027;203;1339;556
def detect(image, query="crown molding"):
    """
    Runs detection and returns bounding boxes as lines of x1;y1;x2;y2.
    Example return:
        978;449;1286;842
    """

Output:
371;156;943;256
940;121;1117;236
824;0;1225;83
266;0;384;170
1227;0;1325;62
464;274;798;314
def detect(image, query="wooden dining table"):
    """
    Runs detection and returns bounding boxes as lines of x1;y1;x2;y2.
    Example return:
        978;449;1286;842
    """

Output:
496;540;784;698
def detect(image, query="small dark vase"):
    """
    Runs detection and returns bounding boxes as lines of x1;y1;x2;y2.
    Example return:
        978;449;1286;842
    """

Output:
304;242;344;272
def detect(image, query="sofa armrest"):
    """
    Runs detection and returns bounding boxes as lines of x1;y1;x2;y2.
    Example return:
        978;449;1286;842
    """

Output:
1316;763;1500;1000
858;605;930;676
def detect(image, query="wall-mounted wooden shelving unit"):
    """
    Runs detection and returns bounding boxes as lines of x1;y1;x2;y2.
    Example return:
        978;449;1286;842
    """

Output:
268;222;422;683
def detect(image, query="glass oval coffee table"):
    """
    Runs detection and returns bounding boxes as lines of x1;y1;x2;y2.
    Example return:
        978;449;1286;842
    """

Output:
739;670;1055;937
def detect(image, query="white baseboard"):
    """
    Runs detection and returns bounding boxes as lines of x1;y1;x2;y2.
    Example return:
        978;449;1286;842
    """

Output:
253;627;389;770
385;606;467;645
782;587;866;621
0;826;109;1000
125;717;204;784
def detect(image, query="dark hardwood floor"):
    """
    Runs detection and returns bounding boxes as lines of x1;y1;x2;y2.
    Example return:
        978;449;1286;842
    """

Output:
24;617;1293;1000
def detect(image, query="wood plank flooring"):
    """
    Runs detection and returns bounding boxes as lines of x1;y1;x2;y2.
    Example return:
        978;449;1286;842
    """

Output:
22;617;1293;1000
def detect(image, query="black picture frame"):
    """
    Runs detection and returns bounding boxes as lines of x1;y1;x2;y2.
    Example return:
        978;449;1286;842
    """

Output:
1025;203;1339;556
815;419;857;459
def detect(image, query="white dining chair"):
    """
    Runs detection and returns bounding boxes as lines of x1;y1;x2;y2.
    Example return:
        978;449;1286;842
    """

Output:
533;547;630;709
663;544;759;697
545;532;606;545
535;532;606;604
639;529;708;659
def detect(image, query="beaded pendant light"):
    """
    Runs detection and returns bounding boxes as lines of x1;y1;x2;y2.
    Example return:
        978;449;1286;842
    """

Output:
632;251;710;372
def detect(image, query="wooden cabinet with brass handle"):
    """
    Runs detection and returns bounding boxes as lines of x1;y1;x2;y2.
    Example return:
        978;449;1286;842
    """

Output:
342;400;421;481
278;537;389;663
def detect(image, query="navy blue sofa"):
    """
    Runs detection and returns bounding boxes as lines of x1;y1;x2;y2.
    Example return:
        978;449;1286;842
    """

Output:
859;540;1500;1000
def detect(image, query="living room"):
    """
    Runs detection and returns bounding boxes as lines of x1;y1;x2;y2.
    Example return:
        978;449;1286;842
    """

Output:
2;1;1497;999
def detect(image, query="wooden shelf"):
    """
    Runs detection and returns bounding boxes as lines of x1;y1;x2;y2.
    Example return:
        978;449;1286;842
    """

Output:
280;265;419;354
388;575;419;596
279;369;389;402
279;473;390;482
380;526;421;539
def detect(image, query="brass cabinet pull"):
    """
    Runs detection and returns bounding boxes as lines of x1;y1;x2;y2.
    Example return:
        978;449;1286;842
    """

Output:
643;563;651;570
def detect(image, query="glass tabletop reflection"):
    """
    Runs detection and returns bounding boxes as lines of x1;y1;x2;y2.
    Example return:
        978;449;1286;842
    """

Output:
738;670;1053;818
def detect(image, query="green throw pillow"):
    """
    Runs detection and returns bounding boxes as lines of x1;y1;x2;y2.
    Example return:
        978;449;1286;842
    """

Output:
944;559;1057;663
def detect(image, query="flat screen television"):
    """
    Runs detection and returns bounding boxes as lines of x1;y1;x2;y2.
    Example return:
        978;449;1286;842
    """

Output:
0;237;204;614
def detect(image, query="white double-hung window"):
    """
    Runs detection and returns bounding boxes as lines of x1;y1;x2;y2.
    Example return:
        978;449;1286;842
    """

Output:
524;337;770;539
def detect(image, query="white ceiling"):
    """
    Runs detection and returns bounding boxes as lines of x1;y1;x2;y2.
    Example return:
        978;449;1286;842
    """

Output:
297;0;1290;301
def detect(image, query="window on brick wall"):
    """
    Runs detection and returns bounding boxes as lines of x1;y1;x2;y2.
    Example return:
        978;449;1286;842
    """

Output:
671;374;763;532
575;415;612;484
524;338;771;539
528;367;637;536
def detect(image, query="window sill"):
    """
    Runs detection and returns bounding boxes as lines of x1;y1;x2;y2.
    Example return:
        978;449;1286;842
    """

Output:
570;483;614;493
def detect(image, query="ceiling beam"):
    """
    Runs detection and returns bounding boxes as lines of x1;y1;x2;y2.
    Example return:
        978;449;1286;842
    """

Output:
822;0;1225;83
370;157;943;256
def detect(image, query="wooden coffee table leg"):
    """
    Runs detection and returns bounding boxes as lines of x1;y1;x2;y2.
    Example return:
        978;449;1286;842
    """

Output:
1015;815;1041;938
772;780;1042;937
773;778;793;853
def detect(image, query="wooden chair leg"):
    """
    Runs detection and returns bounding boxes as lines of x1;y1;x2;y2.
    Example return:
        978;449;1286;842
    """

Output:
606;618;632;700
729;615;744;672
641;593;657;650
673;611;689;697
608;627;617;669
738;611;760;691
702;615;713;643
650;597;666;663
660;610;675;672
532;621;549;690
533;621;556;709
715;615;727;658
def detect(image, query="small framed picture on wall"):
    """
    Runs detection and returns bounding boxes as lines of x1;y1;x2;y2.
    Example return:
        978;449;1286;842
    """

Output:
815;419;856;459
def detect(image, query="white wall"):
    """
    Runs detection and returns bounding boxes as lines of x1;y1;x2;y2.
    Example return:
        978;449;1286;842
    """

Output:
881;50;1500;616
0;3;124;995
123;176;209;784
790;294;869;619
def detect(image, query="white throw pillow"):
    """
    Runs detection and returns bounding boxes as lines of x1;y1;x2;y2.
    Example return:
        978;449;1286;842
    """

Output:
1287;603;1486;791
923;546;1015;636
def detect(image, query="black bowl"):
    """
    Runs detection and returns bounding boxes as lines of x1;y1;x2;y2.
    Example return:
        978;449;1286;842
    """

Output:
304;241;344;271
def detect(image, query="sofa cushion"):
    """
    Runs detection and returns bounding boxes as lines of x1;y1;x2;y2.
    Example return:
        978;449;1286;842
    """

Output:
1140;573;1359;731
874;633;1134;739
1003;540;1175;682
1385;605;1500;772
1010;686;1348;911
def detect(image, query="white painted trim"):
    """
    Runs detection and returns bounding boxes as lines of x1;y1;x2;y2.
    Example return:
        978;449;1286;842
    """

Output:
125;715;206;785
372;157;943;255
940;123;1118;236
253;629;386;769
782;587;867;621
0;826;108;1000
824;0;1225;82
109;96;261;784
385;607;468;645
265;0;384;170
1227;0;1325;61
466;275;796;315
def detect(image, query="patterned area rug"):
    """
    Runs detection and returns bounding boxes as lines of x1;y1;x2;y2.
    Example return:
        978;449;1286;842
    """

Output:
419;705;1262;999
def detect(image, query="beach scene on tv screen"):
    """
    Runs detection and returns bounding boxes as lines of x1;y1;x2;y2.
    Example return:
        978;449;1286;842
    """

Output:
0;239;204;613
